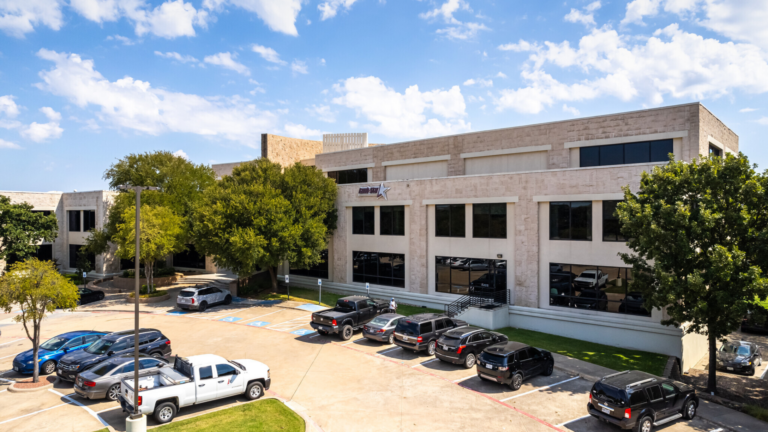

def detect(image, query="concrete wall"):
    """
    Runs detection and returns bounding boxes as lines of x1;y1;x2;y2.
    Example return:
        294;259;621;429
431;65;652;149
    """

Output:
261;133;323;168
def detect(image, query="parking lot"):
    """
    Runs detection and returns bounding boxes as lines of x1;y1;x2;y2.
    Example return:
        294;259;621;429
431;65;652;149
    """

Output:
0;291;756;431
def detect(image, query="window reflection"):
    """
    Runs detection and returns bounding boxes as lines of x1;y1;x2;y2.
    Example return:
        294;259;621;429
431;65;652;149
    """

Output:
353;251;405;288
436;256;506;296
290;249;329;279
548;263;649;316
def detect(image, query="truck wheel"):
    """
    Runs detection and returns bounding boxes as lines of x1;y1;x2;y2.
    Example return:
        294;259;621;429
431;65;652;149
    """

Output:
41;360;56;375
340;325;353;341
463;353;476;369
427;341;436;356
154;402;177;424
633;415;653;432
683;400;696;419
542;361;554;376
246;382;264;400
388;333;394;344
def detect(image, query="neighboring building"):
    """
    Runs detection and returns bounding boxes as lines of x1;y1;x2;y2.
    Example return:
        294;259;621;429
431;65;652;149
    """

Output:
259;103;735;371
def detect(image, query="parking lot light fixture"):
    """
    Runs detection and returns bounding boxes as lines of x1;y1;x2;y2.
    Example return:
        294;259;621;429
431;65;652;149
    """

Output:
117;184;158;424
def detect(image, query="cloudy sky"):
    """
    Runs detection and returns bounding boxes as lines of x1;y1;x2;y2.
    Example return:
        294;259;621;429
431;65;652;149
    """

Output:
2;0;768;191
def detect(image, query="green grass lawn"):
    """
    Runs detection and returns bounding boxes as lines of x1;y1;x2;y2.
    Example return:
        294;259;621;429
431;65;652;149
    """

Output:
495;327;668;376
254;286;442;316
154;399;304;432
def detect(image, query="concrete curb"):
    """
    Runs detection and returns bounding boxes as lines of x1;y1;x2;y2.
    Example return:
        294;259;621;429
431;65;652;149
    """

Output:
125;293;171;304
8;376;58;393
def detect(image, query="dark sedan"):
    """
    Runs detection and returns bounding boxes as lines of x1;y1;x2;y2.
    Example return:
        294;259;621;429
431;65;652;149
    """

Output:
77;287;105;305
73;355;168;400
716;341;762;375
362;313;405;344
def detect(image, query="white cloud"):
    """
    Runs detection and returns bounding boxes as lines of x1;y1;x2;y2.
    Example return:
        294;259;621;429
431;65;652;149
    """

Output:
565;1;601;27
70;0;120;22
419;0;488;40
0;138;21;149
332;76;470;139
496;72;507;78
621;0;662;26
34;49;277;145
758;117;768;125
173;149;188;159
291;60;308;75
284;123;323;139
494;25;768;114
436;22;488;40
70;0;209;39
0;95;20;117
105;34;134;45
698;0;768;53
204;52;250;76
154;51;199;64
251;44;286;65
0;0;63;38
498;40;536;52
419;0;468;24
318;0;358;20
740;107;757;113
306;104;336;123
562;104;580;116
202;0;302;36
20;106;63;142
463;78;492;87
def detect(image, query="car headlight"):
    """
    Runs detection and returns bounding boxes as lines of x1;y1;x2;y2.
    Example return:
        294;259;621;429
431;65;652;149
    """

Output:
741;360;751;366
28;361;34;364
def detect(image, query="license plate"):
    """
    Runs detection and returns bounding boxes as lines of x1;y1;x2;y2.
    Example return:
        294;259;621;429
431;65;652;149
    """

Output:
602;407;611;414
727;367;733;371
485;363;493;369
441;344;448;350
319;326;328;331
403;336;409;341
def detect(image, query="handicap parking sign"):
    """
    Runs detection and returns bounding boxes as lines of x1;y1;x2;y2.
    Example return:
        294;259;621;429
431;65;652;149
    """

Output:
247;321;270;327
291;329;316;336
219;317;242;322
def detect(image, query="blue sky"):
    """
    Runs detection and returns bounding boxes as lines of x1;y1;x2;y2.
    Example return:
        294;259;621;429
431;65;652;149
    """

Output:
2;0;767;192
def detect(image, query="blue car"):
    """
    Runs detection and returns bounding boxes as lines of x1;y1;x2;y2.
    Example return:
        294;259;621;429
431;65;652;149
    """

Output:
13;331;106;375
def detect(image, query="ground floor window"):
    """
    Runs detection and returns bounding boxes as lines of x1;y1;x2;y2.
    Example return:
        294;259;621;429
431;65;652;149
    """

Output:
35;244;53;262
69;245;95;271
290;249;329;279
173;244;206;269
549;263;649;316
436;257;507;295
353;251;405;287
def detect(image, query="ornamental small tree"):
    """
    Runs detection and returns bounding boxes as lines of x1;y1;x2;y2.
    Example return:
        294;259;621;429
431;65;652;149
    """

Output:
616;153;768;394
0;259;79;383
0;195;58;273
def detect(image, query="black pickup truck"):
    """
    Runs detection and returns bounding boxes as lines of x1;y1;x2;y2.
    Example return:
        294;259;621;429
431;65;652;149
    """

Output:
310;296;393;340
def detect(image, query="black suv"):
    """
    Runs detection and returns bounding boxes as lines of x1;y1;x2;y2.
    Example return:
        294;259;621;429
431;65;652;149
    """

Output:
57;329;171;381
476;342;554;390
588;370;698;432
436;326;508;368
393;314;467;355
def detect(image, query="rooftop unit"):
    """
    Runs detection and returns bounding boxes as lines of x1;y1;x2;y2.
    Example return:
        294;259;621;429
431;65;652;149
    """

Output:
323;132;368;153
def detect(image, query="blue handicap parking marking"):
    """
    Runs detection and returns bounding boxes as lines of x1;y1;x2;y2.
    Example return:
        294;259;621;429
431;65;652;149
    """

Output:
231;297;245;303
166;311;188;315
291;329;316;336
296;303;326;312
247;321;270;327
256;300;283;306
219;317;242;322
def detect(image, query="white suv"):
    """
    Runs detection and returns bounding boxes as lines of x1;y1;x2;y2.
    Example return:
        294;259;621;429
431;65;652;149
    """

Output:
176;286;232;311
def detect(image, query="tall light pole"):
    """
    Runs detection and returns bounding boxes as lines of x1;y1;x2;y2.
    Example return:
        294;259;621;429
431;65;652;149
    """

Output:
118;185;158;427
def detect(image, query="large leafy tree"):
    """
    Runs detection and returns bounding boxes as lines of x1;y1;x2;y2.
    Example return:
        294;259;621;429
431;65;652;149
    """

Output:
114;205;184;290
0;195;58;271
193;159;337;289
0;259;79;383
616;154;768;393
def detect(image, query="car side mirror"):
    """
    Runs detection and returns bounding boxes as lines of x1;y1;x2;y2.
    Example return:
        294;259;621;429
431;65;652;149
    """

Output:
63;348;69;353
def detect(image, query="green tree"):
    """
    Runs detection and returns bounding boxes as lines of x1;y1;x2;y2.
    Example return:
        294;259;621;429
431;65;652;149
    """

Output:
114;205;184;291
0;259;79;383
0;196;58;271
193;159;337;289
616;154;768;393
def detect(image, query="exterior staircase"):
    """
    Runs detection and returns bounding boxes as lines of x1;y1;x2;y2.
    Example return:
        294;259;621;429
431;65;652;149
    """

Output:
444;288;510;318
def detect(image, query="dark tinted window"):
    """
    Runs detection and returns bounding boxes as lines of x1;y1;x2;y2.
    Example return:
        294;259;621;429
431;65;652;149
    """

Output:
517;349;530;361
352;251;405;288
646;385;663;401
593;383;628;405
35;244;53;262
709;145;722;157
63;337;84;348
199;366;213;380
650;139;673;162
83;210;96;231
353;207;374;235
550;202;591;241
473;203;506;239
140;359;163;369
441;336;463;347
479;352;508;365
90;360;122;377
84;334;101;344
69;244;95;271
395;320;420;335
420;321;433;334
661;383;677;398
580;139;673;167
173;244;206;269
600;144;624;166
328;169;368;184
436;204;465;237
380;206;405;236
179;291;195;297
624;142;650;164
85;339;114;354
434;319;446;331
290;249;329;279
602;201;626;242
120;362;135;374
216;364;237;377
629;390;648;406
580;146;600;167
68;210;81;232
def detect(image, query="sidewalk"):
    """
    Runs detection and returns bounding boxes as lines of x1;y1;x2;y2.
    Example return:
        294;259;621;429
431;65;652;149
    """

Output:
552;352;768;432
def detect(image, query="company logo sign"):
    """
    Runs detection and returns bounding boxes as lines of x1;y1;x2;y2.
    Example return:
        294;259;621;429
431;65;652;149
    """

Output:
358;183;390;200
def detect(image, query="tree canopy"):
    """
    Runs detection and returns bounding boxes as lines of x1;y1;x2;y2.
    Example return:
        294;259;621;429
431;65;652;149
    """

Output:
0;258;79;382
616;153;768;392
193;159;337;289
0;195;58;270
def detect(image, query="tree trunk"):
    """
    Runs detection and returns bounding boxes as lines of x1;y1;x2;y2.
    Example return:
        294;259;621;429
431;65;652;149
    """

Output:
32;321;39;384
706;332;718;394
268;266;278;291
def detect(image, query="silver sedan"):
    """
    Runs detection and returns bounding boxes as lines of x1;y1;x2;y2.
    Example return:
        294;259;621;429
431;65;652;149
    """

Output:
73;355;168;401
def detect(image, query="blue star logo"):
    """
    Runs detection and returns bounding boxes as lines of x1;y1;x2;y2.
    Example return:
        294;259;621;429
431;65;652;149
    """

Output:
376;183;390;200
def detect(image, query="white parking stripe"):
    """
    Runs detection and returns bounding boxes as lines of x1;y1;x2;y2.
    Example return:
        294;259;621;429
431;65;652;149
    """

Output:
453;375;476;383
207;307;254;320
555;414;591;427
96;405;122;414
412;358;440;368
0;352;21;360
0;378;15;383
761;364;768;379
309;333;322;338
708;429;723;432
499;376;580;402
49;388;109;427
0;340;25;347
377;347;402;356
240;310;283;323
0;402;72;425
341;338;363;346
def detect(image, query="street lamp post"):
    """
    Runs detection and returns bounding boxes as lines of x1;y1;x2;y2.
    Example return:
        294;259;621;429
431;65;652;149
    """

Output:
118;185;158;429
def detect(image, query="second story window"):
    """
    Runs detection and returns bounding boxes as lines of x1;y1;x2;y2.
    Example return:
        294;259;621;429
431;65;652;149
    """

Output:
328;168;368;184
550;202;592;241
602;201;626;242
380;206;405;236
472;203;507;239
580;139;673;168
709;145;722;157
352;206;374;235
435;204;465;238
83;210;96;231
68;210;81;232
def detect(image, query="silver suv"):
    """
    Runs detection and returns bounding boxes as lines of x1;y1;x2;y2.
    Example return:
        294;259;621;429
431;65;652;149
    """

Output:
176;286;232;311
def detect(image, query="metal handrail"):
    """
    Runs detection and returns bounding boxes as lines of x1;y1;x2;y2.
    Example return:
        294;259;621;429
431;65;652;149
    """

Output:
444;289;511;317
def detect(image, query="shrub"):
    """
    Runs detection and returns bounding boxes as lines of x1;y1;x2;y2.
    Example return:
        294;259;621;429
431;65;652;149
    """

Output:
63;273;85;285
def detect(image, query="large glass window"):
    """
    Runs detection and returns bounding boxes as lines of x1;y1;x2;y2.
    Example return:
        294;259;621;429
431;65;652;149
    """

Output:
328;169;368;184
580;139;673;167
602;201;626;242
472;203;506;239
83;210;96;231
173;244;206;269
68;210;81;232
550;202;592;241
35;244;53;261
380;206;405;236
353;251;405;287
69;245;95;270
548;263;648;316
435;256;506;295
290;249;329;279
435;204;465;237
352;207;374;235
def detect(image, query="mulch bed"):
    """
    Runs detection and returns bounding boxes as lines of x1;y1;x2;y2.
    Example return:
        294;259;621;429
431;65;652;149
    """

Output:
682;369;768;408
13;375;56;389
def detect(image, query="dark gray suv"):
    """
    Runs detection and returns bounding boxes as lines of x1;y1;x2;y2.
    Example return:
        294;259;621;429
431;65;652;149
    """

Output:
393;313;467;355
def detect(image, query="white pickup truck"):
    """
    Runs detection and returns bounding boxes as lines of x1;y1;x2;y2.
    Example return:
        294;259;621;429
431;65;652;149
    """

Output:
117;354;270;424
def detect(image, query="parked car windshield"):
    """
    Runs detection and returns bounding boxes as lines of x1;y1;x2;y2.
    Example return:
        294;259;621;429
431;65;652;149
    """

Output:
395;320;420;336
40;336;68;351
578;272;596;279
440;336;462;347
85;339;114;354
370;317;390;326
719;343;750;356
90;359;123;377
178;291;196;298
